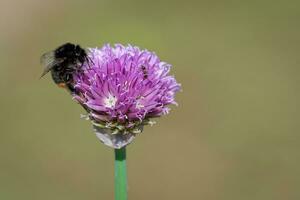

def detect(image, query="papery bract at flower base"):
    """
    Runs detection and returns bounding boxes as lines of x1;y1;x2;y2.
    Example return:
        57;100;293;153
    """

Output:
93;125;141;149
73;44;181;148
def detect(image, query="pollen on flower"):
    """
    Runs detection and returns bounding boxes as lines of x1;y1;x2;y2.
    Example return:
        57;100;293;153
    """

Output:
104;94;117;108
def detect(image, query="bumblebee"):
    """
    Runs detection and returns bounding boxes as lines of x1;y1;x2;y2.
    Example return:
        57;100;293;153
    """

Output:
40;43;88;92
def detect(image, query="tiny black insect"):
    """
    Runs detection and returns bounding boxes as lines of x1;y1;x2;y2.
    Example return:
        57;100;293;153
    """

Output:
40;43;88;92
141;65;148;79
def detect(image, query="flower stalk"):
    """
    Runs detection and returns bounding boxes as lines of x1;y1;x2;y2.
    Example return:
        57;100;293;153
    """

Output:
114;147;127;200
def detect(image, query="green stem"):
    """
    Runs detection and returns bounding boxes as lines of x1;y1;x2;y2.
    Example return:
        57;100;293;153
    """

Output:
114;147;127;200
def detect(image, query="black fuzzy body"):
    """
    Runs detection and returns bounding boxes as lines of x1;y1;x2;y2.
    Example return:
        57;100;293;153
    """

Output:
51;43;88;91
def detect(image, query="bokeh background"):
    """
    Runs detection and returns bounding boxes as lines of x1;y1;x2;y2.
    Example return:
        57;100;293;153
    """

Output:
0;0;299;199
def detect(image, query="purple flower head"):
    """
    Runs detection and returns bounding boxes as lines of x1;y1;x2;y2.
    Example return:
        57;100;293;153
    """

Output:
73;44;181;148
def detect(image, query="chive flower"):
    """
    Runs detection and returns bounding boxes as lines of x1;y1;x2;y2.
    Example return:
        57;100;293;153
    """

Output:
73;44;181;148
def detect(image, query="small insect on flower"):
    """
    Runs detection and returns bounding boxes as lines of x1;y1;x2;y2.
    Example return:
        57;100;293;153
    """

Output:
40;43;90;92
141;65;148;79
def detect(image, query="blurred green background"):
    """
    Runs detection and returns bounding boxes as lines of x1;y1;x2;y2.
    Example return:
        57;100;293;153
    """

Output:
0;0;299;199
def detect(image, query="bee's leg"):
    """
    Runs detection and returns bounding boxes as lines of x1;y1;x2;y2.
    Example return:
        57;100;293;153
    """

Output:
86;56;94;69
66;83;75;93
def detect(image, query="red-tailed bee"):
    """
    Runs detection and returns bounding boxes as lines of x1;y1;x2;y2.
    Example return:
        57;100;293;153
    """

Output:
40;43;89;92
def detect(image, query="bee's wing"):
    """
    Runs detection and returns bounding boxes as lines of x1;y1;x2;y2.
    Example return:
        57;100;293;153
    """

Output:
40;52;63;78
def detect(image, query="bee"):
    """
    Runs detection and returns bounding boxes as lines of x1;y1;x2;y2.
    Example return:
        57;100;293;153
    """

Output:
40;43;89;92
141;65;148;79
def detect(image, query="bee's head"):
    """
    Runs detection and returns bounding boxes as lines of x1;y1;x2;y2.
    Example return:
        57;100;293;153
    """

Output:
74;45;87;62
